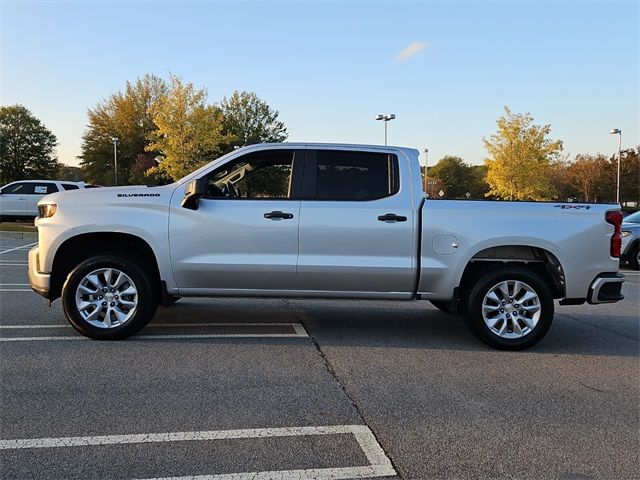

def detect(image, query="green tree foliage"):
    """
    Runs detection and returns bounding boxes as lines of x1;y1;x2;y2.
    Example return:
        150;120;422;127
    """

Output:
148;75;228;180
468;165;490;199
220;91;288;150
427;156;489;199
79;74;167;185
428;156;471;198
0;105;58;183
484;107;563;200
610;147;640;206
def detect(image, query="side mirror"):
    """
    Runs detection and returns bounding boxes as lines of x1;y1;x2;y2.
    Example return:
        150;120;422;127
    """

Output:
181;178;206;210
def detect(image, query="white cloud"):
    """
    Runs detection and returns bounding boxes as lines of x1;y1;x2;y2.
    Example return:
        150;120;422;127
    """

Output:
396;42;429;62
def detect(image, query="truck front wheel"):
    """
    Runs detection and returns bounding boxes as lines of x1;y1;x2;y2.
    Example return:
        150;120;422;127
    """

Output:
61;255;158;340
465;266;554;350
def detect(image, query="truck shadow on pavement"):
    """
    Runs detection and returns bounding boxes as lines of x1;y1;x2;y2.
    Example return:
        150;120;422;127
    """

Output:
148;298;639;358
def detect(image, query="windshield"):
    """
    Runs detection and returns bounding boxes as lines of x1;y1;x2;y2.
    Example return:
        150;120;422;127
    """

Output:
176;149;238;184
624;211;640;224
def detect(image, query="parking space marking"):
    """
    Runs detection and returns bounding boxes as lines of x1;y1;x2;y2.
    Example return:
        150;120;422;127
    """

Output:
0;242;37;255
0;289;31;292
0;424;396;479
0;322;309;341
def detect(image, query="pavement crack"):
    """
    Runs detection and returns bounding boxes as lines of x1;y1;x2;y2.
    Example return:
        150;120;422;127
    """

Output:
579;382;608;393
281;298;404;479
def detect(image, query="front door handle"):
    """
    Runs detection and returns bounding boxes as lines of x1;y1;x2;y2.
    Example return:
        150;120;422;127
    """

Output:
264;211;294;220
378;213;407;222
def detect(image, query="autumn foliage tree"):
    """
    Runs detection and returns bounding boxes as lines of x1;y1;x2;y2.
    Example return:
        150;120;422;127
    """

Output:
484;107;563;200
79;75;167;185
565;154;609;202
147;75;230;180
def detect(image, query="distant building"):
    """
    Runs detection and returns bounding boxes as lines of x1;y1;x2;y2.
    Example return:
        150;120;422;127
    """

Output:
424;177;447;198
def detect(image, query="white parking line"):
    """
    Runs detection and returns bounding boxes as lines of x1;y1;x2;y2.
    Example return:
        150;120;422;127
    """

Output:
0;322;309;341
0;424;396;479
0;322;306;330
0;289;31;292
0;283;29;286
0;242;37;255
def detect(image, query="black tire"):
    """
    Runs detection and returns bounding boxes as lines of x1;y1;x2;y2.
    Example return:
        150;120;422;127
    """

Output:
464;266;554;350
62;254;158;340
630;244;640;270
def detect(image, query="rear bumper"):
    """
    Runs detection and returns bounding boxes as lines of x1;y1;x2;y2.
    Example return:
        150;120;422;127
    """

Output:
28;246;51;299
587;273;624;304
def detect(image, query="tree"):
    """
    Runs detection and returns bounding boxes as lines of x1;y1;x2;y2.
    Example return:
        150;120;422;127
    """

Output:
220;91;287;150
128;153;172;186
147;75;228;180
428;155;472;198
607;147;640;206
79;74;167;185
58;164;84;182
468;165;490;199
484;107;563;200
0;105;58;183
565;154;609;202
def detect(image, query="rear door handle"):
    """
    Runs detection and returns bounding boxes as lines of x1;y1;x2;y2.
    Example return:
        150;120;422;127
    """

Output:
264;211;294;220
378;213;407;222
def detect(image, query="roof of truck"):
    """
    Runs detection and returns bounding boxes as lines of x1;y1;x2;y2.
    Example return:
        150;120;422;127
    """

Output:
240;142;420;156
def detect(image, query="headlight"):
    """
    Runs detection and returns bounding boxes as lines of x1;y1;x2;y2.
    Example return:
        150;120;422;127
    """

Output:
621;231;631;238
38;204;57;218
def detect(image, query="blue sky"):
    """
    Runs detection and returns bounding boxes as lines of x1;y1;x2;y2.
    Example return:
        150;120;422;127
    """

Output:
1;0;638;167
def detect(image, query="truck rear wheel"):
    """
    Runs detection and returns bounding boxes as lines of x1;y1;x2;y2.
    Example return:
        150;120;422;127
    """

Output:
61;255;158;340
465;266;554;350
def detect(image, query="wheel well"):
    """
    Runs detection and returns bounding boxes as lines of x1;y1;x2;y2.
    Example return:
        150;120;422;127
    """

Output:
50;232;162;301
457;246;566;304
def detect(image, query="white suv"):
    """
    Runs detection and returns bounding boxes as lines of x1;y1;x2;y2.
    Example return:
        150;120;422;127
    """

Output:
0;180;86;220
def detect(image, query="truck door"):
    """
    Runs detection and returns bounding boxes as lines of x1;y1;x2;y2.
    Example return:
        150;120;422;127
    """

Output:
169;149;304;292
297;149;417;296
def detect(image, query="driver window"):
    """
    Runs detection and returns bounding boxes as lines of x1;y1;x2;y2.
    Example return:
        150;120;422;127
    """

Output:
204;150;294;200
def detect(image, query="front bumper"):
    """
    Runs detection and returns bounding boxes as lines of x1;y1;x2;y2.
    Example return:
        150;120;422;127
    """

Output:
28;246;51;299
587;273;625;304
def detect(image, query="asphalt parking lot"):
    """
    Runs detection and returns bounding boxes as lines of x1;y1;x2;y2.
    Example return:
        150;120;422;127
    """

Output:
0;232;638;480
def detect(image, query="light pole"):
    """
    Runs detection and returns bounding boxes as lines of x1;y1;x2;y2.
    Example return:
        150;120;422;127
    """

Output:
375;114;396;145
111;136;119;186
423;148;429;194
609;128;622;204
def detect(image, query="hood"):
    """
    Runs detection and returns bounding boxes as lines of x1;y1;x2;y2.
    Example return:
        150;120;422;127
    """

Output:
38;184;178;207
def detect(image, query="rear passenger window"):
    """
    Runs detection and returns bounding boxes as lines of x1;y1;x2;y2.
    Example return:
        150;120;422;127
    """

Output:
310;150;398;201
62;184;79;190
32;183;58;194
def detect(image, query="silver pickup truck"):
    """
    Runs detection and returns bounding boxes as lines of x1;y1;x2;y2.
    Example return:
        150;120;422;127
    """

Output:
28;143;625;349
